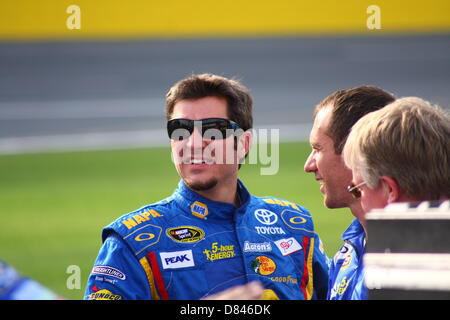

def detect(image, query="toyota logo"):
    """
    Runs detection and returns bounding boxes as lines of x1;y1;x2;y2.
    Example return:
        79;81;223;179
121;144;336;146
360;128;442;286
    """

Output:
254;209;278;225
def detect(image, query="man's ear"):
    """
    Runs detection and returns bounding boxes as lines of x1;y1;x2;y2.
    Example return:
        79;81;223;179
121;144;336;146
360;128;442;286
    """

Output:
379;176;401;204
237;130;253;162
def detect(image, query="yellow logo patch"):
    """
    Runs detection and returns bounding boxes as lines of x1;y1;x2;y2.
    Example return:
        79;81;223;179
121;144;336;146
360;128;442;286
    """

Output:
203;242;235;261
190;201;209;219
166;226;205;243
122;209;163;230
88;289;122;300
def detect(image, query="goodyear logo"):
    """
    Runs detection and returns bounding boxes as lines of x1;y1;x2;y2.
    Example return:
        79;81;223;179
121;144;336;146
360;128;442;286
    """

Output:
191;201;208;219
122;209;163;230
88;289;122;300
166;226;205;244
269;275;298;285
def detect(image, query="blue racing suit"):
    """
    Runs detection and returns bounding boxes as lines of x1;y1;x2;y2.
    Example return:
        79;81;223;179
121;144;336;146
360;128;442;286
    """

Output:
328;218;367;300
84;179;329;300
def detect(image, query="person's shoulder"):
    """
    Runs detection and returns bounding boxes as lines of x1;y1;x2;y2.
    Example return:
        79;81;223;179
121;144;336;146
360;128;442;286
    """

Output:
249;195;315;233
251;195;311;216
102;196;177;241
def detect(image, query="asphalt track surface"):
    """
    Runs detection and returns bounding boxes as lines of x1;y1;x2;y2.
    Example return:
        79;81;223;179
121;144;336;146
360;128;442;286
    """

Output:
0;34;449;153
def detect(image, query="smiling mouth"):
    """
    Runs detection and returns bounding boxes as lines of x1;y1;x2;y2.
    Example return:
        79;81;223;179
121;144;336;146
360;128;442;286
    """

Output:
187;158;214;165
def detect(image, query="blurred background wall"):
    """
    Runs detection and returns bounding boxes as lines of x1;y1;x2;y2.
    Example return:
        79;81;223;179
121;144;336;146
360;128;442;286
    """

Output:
0;0;449;153
2;0;450;39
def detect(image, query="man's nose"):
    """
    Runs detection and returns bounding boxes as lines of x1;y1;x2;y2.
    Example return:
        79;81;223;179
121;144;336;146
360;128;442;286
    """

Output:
186;126;207;151
304;152;316;173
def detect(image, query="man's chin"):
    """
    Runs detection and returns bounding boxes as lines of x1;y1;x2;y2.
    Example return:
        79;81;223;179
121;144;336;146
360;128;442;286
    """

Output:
184;178;218;192
323;195;348;210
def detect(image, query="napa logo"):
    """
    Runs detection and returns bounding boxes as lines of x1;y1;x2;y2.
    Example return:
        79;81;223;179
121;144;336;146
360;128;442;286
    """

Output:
121;209;163;229
190;201;208;219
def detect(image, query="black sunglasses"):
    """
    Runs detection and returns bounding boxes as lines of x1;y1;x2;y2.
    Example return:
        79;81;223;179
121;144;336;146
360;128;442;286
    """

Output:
167;118;240;141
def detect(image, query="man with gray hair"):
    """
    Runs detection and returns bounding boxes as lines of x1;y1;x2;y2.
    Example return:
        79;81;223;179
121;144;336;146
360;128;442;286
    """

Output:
343;97;450;214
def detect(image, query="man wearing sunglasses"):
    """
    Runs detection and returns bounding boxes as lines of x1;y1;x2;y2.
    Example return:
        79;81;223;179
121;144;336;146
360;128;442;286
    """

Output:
85;73;329;300
304;86;396;300
343;97;450;215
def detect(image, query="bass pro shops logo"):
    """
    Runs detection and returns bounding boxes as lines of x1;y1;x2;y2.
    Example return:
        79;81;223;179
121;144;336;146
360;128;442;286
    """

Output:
251;256;277;276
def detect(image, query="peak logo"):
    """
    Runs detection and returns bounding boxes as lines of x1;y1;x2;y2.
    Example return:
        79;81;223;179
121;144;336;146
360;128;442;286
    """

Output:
160;250;195;269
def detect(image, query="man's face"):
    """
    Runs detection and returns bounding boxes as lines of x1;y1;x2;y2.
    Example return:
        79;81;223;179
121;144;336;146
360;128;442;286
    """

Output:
351;170;389;214
169;96;246;192
304;106;356;209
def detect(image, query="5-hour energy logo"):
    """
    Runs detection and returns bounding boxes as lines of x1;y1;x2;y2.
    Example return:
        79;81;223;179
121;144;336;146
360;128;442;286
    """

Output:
203;242;236;261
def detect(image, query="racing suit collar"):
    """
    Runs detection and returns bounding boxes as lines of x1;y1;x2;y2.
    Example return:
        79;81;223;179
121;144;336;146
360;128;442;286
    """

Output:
342;218;367;256
174;179;251;221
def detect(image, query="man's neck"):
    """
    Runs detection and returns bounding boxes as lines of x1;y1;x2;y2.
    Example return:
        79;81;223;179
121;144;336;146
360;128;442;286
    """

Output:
349;201;367;235
195;181;240;207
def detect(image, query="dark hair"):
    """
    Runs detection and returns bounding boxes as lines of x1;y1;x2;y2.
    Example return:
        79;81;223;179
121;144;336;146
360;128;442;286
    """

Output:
315;85;396;154
166;73;253;131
